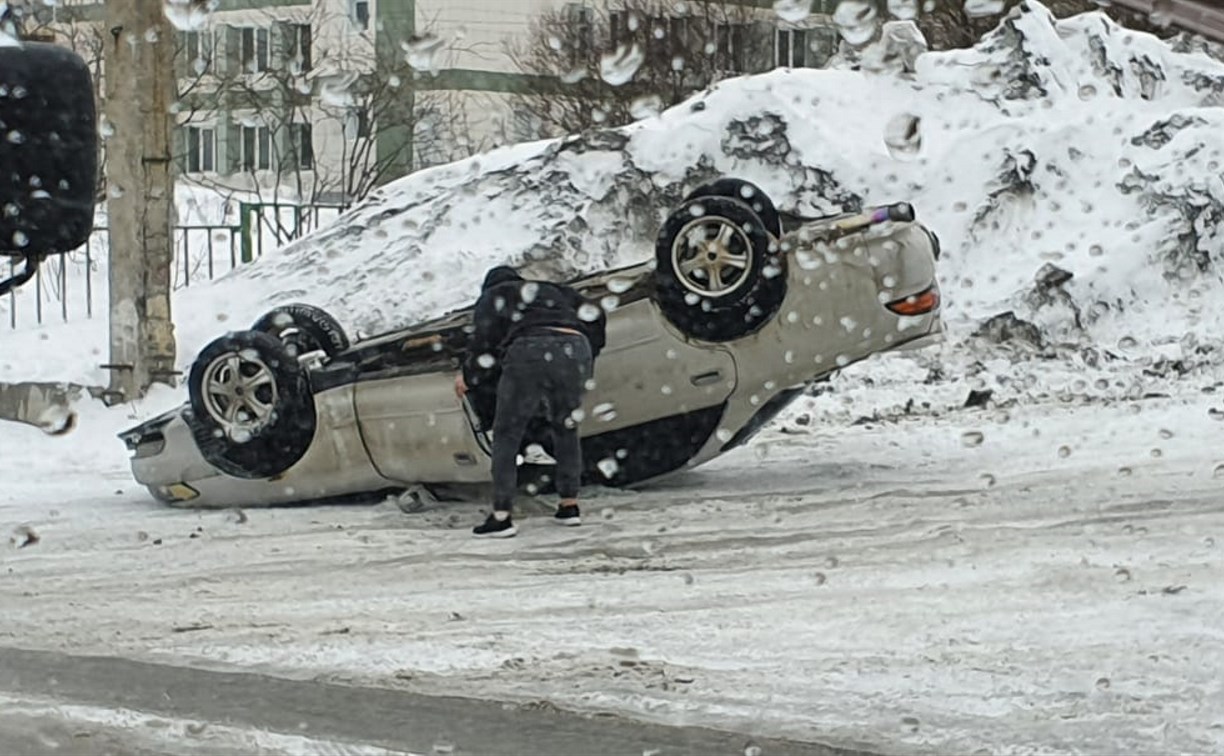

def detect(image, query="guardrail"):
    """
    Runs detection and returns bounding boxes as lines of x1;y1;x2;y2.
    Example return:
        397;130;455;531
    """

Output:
3;202;349;330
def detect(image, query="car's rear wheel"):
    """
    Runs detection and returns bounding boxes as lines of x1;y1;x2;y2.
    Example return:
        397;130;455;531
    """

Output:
187;330;316;479
251;303;349;358
654;195;785;342
684;177;783;237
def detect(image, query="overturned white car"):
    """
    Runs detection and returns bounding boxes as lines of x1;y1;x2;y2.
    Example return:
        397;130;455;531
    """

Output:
119;178;943;508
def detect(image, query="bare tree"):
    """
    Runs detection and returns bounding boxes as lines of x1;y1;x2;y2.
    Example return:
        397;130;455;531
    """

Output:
166;3;485;246
505;0;790;137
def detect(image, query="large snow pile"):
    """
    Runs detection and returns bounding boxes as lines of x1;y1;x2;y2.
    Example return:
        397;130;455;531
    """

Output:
6;0;1224;397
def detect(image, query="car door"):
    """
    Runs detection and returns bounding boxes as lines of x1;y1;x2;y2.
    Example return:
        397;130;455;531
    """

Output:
353;368;492;484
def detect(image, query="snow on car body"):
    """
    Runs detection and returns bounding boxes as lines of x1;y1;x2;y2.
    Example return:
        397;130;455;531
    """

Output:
119;179;942;508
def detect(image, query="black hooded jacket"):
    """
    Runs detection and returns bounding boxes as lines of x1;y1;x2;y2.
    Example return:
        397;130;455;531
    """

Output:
462;266;607;389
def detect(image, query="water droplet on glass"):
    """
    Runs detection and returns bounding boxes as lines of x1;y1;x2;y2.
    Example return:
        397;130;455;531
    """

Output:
320;72;358;107
716;428;733;442
833;1;879;46
431;738;455;755
597;458;620;478
1096;677;1111;690
1158;428;1173;440
163;0;216;31
476;353;496;369
6;130;24;144
887;0;920;20
962;431;984;447
520;281;539;303
11;230;28;248
1150;448;1163;458
773;0;812;23
561;67;587;85
1058;445;1072;458
578;303;601;322
980;473;996;487
600;43;645;86
963;0;1006;18
1078;84;1097;100
403;33;446;74
884;113;921;159
630;94;663;120
600;295;620;312
688;202;706;217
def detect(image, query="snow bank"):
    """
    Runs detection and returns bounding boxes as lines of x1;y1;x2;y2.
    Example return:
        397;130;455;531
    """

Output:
6;1;1224;399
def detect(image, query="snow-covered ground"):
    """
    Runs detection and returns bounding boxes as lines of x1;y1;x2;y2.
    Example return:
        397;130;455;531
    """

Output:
2;372;1222;754
4;1;1224;753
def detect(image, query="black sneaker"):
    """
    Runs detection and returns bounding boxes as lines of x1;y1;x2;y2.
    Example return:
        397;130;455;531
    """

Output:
473;513;517;538
553;504;581;526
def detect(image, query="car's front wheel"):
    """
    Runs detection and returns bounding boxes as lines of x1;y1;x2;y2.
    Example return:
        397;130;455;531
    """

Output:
186;330;316;479
653;195;785;341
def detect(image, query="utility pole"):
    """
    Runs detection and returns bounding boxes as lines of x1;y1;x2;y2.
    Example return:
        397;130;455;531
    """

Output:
375;0;415;182
103;0;177;403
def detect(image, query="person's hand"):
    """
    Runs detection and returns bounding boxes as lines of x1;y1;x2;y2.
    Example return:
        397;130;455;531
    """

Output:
454;373;468;399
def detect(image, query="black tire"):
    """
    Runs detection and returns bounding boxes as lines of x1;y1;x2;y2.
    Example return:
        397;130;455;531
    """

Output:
251;303;349;358
684;177;783;237
187;330;317;480
654;195;786;342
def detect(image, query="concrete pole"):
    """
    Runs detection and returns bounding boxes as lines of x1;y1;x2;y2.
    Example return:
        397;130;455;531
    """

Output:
103;0;177;403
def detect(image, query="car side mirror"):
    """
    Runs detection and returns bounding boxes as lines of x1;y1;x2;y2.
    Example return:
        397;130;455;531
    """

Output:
0;40;99;295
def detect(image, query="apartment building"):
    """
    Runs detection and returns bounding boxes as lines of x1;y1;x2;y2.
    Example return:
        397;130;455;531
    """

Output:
34;0;844;202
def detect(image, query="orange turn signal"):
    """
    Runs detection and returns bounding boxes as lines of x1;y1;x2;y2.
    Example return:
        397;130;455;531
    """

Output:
886;286;940;316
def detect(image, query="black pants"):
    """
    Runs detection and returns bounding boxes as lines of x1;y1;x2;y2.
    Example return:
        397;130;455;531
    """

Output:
492;331;592;512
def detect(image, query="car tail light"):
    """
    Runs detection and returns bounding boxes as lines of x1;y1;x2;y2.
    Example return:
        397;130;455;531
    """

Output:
886;285;940;316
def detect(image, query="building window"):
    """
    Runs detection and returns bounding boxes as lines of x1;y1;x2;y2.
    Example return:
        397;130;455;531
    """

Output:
608;10;626;49
776;28;808;68
293;122;313;169
290;23;312;72
186;126;215;173
717;23;746;73
185;30;214;72
241;27;269;72
241;125;272;171
563;3;593;64
352;0;370;31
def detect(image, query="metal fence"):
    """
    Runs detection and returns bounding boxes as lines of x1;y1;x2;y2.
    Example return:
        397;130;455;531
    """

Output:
4;202;348;330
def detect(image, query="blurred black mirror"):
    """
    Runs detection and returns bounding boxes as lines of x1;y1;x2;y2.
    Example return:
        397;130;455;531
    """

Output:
0;40;98;294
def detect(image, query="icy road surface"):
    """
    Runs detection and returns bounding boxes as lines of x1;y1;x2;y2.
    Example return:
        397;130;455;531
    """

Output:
2;383;1222;756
